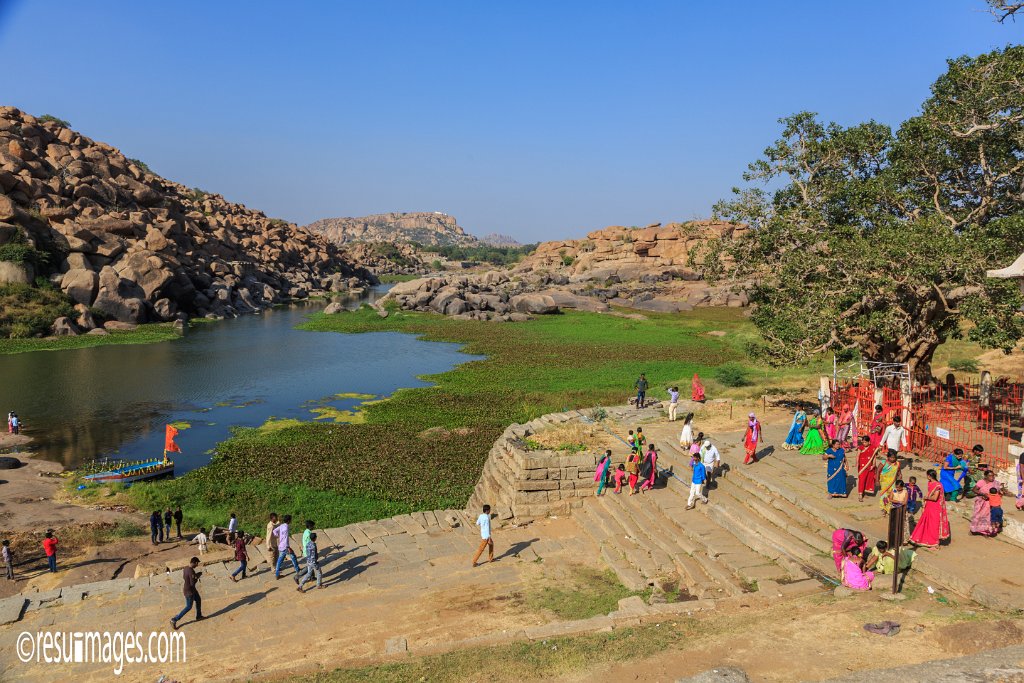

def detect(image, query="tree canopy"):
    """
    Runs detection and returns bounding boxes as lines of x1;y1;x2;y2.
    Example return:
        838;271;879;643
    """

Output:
713;46;1024;379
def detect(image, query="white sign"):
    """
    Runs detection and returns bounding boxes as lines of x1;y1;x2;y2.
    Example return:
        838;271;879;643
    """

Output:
935;427;950;440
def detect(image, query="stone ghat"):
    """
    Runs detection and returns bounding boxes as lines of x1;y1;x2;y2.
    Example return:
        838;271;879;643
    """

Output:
467;411;600;519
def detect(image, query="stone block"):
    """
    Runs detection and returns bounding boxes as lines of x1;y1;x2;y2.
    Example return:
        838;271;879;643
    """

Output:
0;596;27;625
559;480;576;490
517;479;559;492
384;636;408;654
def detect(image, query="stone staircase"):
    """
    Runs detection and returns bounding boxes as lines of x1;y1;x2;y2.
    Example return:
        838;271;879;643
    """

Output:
576;435;833;599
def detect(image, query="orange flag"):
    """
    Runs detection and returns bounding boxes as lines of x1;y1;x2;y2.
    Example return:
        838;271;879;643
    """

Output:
165;424;182;453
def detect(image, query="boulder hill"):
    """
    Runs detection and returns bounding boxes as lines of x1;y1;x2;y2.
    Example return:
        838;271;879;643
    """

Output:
0;107;373;334
305;212;480;247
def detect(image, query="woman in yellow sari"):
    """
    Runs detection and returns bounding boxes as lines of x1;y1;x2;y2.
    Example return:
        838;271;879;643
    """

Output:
877;452;902;515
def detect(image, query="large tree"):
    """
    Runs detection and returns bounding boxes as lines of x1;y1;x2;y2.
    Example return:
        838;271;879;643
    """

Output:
713;46;1024;380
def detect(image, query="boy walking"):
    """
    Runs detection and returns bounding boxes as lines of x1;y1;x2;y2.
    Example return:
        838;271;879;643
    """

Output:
273;514;301;582
227;513;238;544
2;539;13;580
471;505;494;567
297;532;323;592
163;509;173;542
42;530;58;573
174;506;184;539
170;557;204;629
230;532;248;581
687;456;709;509
150;510;162;545
193;527;208;555
301;520;315;558
667;386;680;421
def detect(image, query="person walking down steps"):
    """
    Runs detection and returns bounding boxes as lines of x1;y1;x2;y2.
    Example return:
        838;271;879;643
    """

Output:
687;451;709;509
472;505;494;567
170;557;204;630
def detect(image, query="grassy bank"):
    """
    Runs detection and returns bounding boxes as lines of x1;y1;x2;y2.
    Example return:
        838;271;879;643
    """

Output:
0;322;183;354
120;306;826;531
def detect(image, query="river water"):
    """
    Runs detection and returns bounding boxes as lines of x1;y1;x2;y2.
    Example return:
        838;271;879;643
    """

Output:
0;290;477;474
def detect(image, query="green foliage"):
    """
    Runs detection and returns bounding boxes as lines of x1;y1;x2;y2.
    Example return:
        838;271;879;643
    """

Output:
369;242;413;267
560;251;575;267
714;46;1024;378
430;259;443;270
268;218;289;228
127;158;151;173
713;361;752;387
0;283;74;338
948;358;980;373
0;321;180;353
377;274;419;283
38;114;71;127
0;243;37;264
525;567;648;620
417;242;537;266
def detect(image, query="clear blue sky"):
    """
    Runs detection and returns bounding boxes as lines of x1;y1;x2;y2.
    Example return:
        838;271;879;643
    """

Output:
0;1;1018;242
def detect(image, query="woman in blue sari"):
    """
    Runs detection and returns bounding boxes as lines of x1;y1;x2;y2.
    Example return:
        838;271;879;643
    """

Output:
824;439;848;498
784;409;807;450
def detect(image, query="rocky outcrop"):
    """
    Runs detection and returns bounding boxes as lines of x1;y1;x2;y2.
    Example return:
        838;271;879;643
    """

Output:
380;220;749;320
306;212;479;247
479;233;522;247
343;241;430;276
0;107;374;331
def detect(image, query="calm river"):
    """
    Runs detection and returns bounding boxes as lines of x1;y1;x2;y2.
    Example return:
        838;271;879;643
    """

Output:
0;289;477;474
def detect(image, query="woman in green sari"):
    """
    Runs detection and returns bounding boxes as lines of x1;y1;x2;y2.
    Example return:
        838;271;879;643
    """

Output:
800;409;827;455
877;452;902;515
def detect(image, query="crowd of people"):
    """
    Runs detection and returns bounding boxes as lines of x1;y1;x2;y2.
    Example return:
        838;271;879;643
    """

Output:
782;400;1023;553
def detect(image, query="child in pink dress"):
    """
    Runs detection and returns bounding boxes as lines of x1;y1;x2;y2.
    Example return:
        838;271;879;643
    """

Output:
612;464;626;494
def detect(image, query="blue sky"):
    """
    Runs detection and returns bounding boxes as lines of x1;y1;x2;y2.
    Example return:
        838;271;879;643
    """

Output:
0;1;1018;242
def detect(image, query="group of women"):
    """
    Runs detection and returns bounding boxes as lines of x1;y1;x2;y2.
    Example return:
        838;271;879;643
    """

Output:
831;527;918;591
594;427;661;496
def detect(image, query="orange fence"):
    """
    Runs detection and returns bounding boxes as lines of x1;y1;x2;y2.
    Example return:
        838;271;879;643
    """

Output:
831;379;1022;471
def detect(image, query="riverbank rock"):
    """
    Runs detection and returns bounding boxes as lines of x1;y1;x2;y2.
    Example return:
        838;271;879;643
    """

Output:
50;316;79;336
0;107;376;336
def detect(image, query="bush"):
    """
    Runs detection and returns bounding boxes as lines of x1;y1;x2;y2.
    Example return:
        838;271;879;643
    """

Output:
127;158;151;173
561;254;575;266
0;243;36;264
38;114;71;127
714;362;752;387
0;283;75;338
949;358;980;373
431;259;443;270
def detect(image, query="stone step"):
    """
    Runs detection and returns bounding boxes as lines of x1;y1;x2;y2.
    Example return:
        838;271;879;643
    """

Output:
583;497;661;581
576;505;649;591
592;496;665;578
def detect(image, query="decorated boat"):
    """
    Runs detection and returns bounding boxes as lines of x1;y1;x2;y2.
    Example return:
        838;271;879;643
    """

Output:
83;424;182;484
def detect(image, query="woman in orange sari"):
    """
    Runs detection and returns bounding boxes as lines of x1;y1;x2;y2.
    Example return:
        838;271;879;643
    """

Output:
909;469;951;548
856;435;878;502
692;373;705;402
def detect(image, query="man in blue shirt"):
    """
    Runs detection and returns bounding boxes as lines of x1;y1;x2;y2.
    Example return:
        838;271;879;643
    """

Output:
687;456;708;509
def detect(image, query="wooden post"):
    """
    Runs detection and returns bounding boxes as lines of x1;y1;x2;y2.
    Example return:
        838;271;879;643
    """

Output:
890;504;906;594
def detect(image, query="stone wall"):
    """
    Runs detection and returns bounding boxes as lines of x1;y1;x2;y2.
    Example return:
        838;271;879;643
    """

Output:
467;411;598;520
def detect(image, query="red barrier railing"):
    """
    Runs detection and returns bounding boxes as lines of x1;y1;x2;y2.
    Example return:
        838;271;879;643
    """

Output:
831;379;1022;471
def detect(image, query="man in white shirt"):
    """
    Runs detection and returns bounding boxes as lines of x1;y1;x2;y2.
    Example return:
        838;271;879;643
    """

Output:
701;439;721;483
880;416;908;457
472;505;494;567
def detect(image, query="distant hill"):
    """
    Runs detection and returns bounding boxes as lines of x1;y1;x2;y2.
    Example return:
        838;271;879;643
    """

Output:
305;212;480;247
479;233;521;247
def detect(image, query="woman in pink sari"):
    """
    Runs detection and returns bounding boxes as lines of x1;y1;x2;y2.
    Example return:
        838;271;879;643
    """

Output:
841;547;874;591
909;469;951;548
824;407;838;442
831;528;866;573
868;405;885;450
836;404;854;447
969;470;1006;537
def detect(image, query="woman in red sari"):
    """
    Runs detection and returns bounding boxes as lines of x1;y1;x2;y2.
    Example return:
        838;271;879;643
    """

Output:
692;373;705;402
909;469;951;548
742;413;760;464
856;435;878;502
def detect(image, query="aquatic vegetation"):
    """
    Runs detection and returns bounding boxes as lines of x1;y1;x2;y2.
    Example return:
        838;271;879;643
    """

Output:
125;307;823;529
